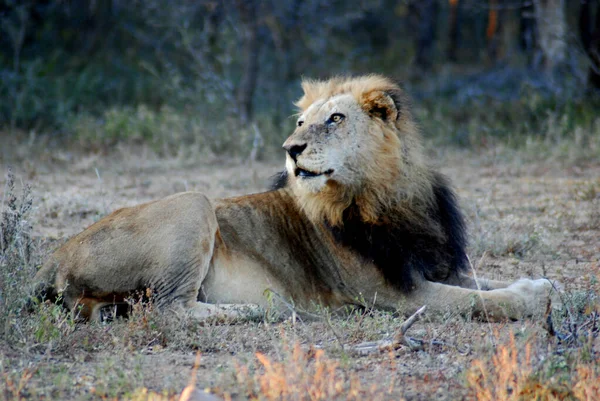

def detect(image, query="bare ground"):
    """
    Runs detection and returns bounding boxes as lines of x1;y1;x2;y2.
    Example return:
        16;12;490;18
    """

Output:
1;145;599;400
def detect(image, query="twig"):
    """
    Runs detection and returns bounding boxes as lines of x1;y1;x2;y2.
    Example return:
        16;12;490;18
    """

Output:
467;254;492;323
353;305;427;354
543;295;555;337
391;305;428;350
324;311;346;353
399;305;427;336
265;288;324;322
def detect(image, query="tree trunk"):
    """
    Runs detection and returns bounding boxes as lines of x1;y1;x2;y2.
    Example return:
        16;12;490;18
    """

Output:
236;0;260;124
486;0;505;64
266;0;304;128
409;0;438;69
205;1;223;73
519;0;537;68
447;0;460;62
533;0;567;73
579;0;600;90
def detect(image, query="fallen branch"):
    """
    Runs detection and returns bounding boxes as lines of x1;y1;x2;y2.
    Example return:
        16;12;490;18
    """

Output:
354;305;427;355
400;305;427;335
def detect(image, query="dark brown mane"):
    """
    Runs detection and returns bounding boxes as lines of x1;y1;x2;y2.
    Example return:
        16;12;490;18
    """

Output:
269;171;468;292
325;172;467;292
269;170;289;191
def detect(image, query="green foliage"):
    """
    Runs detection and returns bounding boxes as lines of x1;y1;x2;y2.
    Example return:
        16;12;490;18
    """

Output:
69;105;291;158
417;90;600;162
1;0;597;157
29;292;77;344
71;106;189;150
419;93;600;145
0;58;163;131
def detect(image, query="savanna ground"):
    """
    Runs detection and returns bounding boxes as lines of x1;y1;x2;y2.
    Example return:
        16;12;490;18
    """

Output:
1;119;599;400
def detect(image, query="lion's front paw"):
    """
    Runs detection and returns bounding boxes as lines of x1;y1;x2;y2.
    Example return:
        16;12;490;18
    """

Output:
504;278;557;320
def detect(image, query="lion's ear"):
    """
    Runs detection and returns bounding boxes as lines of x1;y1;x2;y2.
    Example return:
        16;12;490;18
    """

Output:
360;90;402;122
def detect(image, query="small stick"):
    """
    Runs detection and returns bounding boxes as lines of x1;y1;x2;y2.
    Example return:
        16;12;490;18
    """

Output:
354;305;428;354
399;305;427;336
542;296;555;337
392;305;427;350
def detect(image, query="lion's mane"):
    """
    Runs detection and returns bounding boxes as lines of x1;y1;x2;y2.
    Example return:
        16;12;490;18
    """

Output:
273;75;468;292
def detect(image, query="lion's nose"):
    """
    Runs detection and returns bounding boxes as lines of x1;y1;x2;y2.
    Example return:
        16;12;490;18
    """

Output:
283;143;307;163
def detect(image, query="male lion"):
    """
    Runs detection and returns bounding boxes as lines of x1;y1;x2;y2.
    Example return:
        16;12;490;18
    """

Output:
34;75;554;322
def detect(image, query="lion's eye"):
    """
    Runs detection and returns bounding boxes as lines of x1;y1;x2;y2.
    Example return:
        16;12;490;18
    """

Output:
327;113;345;124
297;120;304;127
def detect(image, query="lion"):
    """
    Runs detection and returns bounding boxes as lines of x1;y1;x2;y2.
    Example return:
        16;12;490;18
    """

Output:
33;75;555;323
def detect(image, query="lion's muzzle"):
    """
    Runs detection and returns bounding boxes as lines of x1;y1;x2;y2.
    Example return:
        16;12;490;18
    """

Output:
283;142;307;163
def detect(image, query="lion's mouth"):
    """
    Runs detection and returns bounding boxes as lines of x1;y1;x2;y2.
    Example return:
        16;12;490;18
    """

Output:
295;167;334;178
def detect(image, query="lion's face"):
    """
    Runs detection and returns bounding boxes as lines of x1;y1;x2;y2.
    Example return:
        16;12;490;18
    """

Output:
281;77;424;225
283;93;379;194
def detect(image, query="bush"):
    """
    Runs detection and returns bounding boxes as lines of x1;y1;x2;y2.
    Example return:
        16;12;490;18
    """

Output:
0;168;35;341
69;105;292;158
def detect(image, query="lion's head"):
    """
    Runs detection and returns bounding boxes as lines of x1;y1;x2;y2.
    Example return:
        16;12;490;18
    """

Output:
282;75;434;226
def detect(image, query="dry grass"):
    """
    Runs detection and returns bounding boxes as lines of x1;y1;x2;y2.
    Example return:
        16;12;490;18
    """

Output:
467;332;600;401
233;343;395;401
466;269;599;401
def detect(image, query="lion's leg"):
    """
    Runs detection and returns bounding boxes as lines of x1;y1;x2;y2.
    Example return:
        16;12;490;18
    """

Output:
147;195;220;312
445;273;511;290
404;278;553;321
52;192;220;322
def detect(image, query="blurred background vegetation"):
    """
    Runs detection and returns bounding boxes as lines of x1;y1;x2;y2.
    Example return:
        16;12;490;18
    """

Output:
1;0;599;159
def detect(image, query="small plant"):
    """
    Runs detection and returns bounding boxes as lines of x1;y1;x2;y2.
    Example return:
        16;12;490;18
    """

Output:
120;289;168;351
572;181;599;202
31;293;77;344
0;168;80;348
0;167;35;341
0;167;32;261
550;280;599;355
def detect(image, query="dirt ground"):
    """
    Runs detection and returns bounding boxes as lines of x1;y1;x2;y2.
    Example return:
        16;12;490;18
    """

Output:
2;145;599;400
